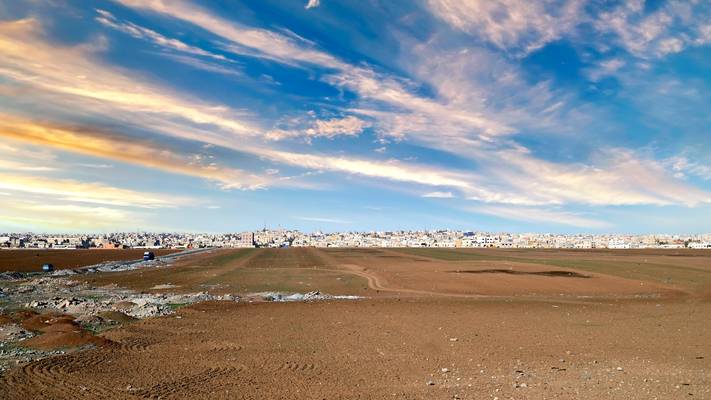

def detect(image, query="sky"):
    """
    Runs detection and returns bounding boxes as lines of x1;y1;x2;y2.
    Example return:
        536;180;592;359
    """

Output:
0;0;710;234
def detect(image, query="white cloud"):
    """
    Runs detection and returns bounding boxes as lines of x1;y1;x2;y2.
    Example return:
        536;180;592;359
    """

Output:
586;58;626;81
469;147;711;207
0;172;190;209
422;191;454;198
150;52;244;77
266;115;368;141
666;156;711;181
0;19;257;137
260;149;473;190
96;9;230;61
427;0;584;56
595;1;711;59
116;0;345;69
657;37;685;56
305;0;320;10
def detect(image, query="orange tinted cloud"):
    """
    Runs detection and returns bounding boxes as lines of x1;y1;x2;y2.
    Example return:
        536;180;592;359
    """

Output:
0;114;271;190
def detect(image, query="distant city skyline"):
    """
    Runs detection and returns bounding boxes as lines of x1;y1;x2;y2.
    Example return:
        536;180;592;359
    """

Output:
3;230;710;250
1;1;711;233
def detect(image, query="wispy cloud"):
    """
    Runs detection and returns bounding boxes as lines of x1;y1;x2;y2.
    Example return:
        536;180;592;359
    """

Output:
595;1;711;59
427;0;584;56
295;216;351;224
0;114;272;190
471;205;610;229
115;0;345;69
95;9;230;61
0;203;134;232
422;191;454;198
0;19;257;137
266;115;369;141
260;149;473;190
666;156;711;181
0;172;189;209
163;53;244;77
305;0;320;10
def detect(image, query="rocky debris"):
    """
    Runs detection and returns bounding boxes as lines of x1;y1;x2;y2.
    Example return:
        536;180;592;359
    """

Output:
151;284;179;290
0;247;361;375
256;291;363;302
0;272;24;281
0;344;66;374
0;271;243;373
19;291;239;320
0;323;35;342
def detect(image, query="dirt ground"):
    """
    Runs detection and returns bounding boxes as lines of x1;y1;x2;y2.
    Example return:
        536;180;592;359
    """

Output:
0;249;178;272
2;247;711;399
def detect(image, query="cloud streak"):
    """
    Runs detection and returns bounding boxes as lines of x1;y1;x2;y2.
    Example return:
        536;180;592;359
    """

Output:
0;173;188;209
0;18;257;137
471;205;611;229
427;0;584;55
0;114;272;190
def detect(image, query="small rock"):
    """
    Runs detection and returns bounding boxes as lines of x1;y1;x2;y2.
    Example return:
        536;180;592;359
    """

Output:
426;380;435;386
441;368;449;373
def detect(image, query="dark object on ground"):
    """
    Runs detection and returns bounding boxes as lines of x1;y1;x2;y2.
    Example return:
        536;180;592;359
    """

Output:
451;269;591;278
42;263;54;272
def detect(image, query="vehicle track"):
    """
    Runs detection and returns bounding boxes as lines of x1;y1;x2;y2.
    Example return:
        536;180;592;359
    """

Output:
133;366;243;399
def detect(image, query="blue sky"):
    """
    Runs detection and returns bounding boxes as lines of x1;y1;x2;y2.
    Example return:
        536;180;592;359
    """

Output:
1;0;710;233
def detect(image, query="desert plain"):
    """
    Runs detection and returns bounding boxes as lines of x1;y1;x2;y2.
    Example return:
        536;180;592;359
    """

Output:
1;247;710;399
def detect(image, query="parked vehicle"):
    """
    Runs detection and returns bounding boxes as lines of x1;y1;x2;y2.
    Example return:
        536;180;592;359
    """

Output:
42;263;54;272
143;251;155;261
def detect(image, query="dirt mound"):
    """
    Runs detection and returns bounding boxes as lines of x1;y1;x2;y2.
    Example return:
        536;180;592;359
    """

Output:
0;314;12;325
19;312;74;332
14;311;109;350
451;269;591;278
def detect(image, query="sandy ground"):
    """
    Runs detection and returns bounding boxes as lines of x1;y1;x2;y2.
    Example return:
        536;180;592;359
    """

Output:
0;249;178;272
2;248;711;399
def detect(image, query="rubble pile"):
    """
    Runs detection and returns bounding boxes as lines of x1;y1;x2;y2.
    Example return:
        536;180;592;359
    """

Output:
256;291;363;302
